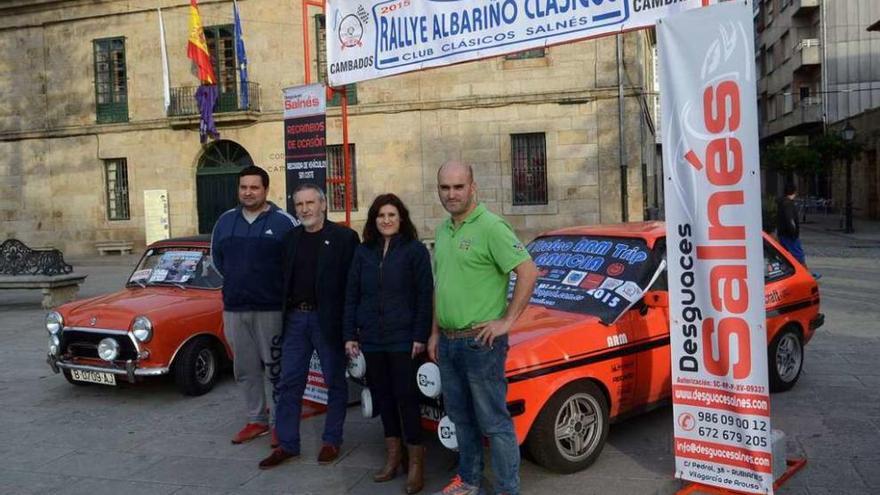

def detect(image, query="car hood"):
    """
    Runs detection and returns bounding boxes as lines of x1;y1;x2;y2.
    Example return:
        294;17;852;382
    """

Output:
506;305;608;372
60;287;217;330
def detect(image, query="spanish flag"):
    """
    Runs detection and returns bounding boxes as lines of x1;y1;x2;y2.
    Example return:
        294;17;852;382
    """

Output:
187;0;215;84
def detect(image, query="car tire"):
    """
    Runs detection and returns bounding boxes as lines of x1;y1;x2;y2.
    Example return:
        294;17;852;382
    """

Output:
526;380;609;474
62;370;89;386
768;327;803;392
173;337;219;396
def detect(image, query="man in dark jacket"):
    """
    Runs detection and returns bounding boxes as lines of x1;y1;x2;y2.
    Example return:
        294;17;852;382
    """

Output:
211;166;298;445
259;183;359;469
777;182;805;265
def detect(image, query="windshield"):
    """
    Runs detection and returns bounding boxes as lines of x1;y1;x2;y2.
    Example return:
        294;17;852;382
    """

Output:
128;247;222;289
515;234;664;324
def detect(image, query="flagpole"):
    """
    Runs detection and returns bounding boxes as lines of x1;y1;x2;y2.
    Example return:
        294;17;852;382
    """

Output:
158;8;171;114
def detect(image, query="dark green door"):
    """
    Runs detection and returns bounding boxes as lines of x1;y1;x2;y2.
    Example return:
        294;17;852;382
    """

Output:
196;140;253;234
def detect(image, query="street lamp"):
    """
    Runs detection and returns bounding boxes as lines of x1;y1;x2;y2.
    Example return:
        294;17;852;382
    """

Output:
842;121;855;233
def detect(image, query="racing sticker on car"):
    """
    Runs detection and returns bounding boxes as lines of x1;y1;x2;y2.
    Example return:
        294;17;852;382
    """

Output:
513;234;662;324
148;251;203;284
562;270;587;287
129;269;152;283
616;281;643;303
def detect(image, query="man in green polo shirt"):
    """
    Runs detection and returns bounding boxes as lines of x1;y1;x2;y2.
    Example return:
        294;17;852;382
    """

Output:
428;161;538;495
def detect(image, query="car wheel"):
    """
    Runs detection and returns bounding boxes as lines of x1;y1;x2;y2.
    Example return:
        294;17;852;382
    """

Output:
173;337;219;396
526;381;609;474
769;328;803;392
62;370;89;386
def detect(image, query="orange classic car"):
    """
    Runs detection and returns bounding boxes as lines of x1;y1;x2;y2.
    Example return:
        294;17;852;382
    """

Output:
400;222;822;474
46;235;230;396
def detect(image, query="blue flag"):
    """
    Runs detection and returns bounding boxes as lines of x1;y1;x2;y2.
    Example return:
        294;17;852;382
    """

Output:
233;0;249;110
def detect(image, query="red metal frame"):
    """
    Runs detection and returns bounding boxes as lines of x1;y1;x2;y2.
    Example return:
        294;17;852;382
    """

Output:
301;0;353;226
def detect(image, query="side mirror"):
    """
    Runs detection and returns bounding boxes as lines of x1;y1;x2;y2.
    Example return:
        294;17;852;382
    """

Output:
643;290;669;309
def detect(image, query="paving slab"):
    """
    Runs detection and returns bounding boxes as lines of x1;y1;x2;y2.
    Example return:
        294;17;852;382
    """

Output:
2;222;880;494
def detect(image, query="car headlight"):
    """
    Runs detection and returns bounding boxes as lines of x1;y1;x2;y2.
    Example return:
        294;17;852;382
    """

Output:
97;338;119;361
48;335;60;356
46;311;63;335
131;316;153;343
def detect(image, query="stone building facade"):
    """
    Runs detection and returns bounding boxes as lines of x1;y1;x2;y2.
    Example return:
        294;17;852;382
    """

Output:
0;0;660;255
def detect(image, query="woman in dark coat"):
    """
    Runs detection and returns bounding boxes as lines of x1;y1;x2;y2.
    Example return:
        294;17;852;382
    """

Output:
344;193;433;494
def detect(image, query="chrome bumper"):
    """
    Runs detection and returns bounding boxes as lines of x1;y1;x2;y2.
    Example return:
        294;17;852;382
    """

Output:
47;354;168;384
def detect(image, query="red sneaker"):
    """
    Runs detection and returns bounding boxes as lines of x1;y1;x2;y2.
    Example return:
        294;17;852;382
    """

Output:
231;423;269;444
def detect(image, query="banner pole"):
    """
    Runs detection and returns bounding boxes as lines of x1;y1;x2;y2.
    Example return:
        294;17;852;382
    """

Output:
617;33;629;222
341;86;352;227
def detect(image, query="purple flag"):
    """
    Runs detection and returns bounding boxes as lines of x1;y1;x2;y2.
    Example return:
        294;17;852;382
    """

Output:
195;84;219;143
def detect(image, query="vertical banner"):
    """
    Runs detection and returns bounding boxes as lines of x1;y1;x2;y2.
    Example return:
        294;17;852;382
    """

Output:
143;190;170;245
283;84;327;212
659;3;773;494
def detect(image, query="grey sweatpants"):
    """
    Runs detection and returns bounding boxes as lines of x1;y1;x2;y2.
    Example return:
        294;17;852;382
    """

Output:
223;311;284;425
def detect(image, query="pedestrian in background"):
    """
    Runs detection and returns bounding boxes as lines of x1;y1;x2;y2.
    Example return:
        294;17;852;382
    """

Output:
344;193;433;494
210;165;298;446
259;183;359;469
427;161;538;495
777;181;805;265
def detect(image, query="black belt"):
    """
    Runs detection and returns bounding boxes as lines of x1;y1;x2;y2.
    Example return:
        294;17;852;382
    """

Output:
440;327;479;339
290;301;316;312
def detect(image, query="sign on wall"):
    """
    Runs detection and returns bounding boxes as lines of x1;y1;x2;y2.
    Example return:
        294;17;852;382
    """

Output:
659;3;773;494
143;190;170;245
283;84;327;212
325;0;717;86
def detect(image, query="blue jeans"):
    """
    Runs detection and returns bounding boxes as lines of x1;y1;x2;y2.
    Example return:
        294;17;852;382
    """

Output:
778;235;806;265
439;335;519;495
275;311;348;453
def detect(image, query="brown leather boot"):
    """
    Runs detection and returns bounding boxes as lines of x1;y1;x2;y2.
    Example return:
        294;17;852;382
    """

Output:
373;437;402;482
404;444;424;494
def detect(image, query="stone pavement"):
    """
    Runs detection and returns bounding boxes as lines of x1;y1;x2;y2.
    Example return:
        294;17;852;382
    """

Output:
1;223;879;495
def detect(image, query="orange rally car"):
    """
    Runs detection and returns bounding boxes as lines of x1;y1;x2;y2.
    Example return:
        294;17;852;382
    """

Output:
45;235;230;396
407;221;822;474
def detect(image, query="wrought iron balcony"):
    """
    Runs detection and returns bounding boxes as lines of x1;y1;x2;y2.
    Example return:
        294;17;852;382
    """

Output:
168;81;261;117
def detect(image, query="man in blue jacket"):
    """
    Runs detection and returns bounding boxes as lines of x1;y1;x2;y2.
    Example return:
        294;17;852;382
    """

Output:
211;165;298;446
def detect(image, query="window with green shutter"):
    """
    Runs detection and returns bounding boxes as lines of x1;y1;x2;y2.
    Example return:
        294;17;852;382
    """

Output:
315;14;357;106
93;37;128;123
204;25;239;112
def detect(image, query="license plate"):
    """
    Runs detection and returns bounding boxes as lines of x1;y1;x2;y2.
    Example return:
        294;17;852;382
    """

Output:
70;369;117;386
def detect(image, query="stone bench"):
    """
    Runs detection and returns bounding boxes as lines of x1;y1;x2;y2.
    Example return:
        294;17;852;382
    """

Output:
0;238;86;308
95;240;134;255
0;273;87;308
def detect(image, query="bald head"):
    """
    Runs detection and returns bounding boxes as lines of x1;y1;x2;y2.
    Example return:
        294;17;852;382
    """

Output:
437;160;477;221
438;160;474;184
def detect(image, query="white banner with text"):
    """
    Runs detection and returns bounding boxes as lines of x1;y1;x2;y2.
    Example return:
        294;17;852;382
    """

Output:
326;0;719;86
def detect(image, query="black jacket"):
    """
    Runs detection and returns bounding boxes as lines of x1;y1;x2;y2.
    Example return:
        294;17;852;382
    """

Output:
343;236;433;347
776;196;799;239
281;221;360;344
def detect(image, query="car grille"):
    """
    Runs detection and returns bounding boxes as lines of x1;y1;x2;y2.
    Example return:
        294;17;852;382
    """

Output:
60;329;138;361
